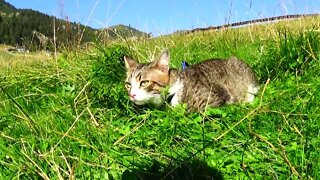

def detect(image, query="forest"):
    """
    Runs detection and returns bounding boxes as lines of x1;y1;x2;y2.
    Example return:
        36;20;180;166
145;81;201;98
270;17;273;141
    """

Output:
0;0;147;51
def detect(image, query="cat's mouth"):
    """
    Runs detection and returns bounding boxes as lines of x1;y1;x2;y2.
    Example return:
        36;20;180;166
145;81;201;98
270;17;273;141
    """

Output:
132;99;146;105
130;96;164;107
130;97;151;105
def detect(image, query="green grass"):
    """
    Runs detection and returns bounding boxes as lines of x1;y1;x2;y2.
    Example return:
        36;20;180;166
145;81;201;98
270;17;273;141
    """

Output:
0;17;320;179
0;49;51;68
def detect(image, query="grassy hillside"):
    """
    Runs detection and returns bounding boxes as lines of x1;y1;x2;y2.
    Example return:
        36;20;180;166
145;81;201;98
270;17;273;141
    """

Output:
0;44;51;68
107;24;148;38
0;16;319;179
0;0;147;50
0;0;16;14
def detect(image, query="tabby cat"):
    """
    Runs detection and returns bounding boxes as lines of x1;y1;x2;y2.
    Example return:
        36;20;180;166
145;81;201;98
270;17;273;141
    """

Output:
124;49;259;111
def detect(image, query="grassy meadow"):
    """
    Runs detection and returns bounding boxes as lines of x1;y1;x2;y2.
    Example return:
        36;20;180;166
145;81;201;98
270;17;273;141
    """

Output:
0;45;52;69
0;16;320;179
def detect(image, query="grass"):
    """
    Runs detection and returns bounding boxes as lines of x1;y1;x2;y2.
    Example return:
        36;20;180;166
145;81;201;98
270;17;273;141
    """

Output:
0;16;320;179
0;49;51;69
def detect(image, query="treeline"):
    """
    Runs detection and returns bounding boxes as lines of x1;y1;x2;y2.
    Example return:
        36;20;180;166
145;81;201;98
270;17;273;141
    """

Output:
0;0;148;51
0;8;96;51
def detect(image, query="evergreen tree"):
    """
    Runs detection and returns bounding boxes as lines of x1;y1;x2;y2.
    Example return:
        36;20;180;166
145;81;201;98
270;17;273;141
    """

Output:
0;0;146;50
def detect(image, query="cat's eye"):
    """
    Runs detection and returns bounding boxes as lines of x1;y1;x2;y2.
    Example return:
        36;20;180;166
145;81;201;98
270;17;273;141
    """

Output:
125;82;131;89
140;80;150;87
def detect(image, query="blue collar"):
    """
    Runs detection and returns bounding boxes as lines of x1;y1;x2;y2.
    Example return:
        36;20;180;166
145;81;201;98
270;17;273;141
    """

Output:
182;61;189;70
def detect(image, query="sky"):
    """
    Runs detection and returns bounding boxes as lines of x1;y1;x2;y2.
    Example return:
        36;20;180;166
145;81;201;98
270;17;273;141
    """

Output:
5;0;320;36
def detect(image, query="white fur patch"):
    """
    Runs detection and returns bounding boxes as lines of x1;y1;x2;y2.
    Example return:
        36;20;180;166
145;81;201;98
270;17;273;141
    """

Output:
129;79;163;106
168;80;183;107
246;84;259;103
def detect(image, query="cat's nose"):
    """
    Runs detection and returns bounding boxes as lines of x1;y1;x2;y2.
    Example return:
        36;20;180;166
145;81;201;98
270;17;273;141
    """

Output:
130;93;136;98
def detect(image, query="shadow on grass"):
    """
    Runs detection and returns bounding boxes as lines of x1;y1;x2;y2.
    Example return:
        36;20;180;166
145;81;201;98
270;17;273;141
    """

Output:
122;159;223;180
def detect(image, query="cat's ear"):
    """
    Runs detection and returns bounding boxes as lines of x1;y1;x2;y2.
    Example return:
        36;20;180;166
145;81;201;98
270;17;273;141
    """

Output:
124;56;138;70
155;49;170;73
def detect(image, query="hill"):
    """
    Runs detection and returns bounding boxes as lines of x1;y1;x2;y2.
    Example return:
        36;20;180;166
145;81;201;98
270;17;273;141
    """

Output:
0;0;15;14
0;15;319;179
100;24;149;39
0;0;147;51
173;14;320;35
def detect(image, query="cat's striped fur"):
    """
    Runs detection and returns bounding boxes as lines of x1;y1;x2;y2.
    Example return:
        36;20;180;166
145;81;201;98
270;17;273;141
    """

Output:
124;49;259;111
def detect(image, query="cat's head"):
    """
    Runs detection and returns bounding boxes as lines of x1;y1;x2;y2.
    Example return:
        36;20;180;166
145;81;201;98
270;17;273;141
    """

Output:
124;49;170;106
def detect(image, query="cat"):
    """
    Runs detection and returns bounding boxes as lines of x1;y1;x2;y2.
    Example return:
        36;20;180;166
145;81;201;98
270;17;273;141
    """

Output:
124;49;259;112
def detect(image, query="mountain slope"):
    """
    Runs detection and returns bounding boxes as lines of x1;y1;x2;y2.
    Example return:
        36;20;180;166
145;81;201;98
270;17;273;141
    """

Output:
0;0;16;14
0;0;147;50
104;24;149;39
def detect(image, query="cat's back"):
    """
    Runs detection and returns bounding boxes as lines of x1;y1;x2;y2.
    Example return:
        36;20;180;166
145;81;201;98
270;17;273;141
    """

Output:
176;59;231;110
182;58;228;82
184;57;256;84
177;57;258;109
